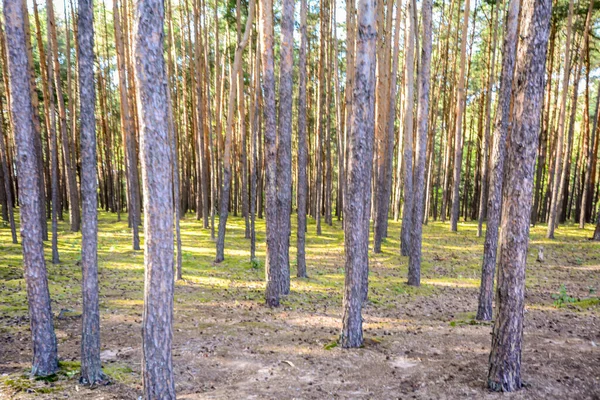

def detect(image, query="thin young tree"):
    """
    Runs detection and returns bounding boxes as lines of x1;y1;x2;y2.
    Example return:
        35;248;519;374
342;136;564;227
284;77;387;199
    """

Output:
449;0;470;232
488;0;551;389
408;0;432;287
400;0;416;256
133;0;176;395
215;0;255;263
340;0;376;348
546;0;574;239
296;0;308;278
476;0;519;321
0;112;16;244
3;0;58;375
78;0;104;384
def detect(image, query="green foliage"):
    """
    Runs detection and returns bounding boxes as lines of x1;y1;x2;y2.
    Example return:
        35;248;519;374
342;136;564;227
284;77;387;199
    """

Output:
552;284;577;308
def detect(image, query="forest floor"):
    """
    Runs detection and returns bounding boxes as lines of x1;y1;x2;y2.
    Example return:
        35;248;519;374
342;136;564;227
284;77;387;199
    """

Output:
0;212;599;399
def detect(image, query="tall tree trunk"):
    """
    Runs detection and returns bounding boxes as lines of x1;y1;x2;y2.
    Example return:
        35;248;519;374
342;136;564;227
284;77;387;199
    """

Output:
400;0;416;256
133;0;176;395
488;0;551;389
47;0;81;232
408;0;432;287
276;0;294;295
48;52;60;264
259;0;282;307
78;0;104;384
449;0;470;232
3;0;58;375
340;0;376;349
582;81;600;228
476;0;520;322
546;0;574;238
296;0;308;278
476;2;498;237
0;100;16;243
215;0;255;263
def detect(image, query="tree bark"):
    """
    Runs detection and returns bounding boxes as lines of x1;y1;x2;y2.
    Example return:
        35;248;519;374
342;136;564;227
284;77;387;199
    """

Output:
488;0;551;389
476;0;520;322
3;0;58;375
340;0;376;349
133;0;176;395
114;0;141;250
0;100;16;244
296;0;308;278
78;0;104;384
547;0;574;238
276;0;294;294
408;0;432;287
47;0;80;233
476;2;498;237
215;0;255;263
259;0;282;307
400;0;416;256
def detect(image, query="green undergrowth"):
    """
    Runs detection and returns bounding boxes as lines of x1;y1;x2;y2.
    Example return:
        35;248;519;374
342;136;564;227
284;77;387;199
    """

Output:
1;211;599;326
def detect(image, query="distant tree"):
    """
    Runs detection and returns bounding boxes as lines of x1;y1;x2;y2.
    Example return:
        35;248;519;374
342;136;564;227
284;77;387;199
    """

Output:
133;0;176;396
488;0;552;390
3;0;58;376
340;0;376;349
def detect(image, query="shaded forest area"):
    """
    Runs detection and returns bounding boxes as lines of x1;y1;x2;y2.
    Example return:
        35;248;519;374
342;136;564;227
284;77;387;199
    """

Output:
0;0;599;397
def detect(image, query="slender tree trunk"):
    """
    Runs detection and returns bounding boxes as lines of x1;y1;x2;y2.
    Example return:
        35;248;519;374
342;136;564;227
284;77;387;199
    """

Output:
47;53;60;264
215;0;255;263
449;0;470;232
547;0;574;238
408;0;432;287
276;0;294;294
296;0;308;278
0;102;16;243
340;0;376;349
400;0;416;256
22;0;48;241
47;0;80;232
114;0;141;250
488;0;551;389
476;0;520;322
477;2;498;237
133;0;176;395
582;81;600;228
78;0;104;384
3;0;58;375
259;0;282;307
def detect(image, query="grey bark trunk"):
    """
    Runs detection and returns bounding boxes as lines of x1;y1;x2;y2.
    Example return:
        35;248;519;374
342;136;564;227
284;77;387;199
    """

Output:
276;0;294;294
340;0;376;349
400;0;416;256
408;0;432;287
77;0;104;384
215;0;255;263
476;0;519;322
133;0;176;396
296;0;308;278
546;0;574;238
488;0;551;390
3;0;58;375
259;0;282;307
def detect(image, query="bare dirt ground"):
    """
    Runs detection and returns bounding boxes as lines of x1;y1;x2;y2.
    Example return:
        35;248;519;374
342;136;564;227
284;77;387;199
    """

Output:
1;215;599;399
